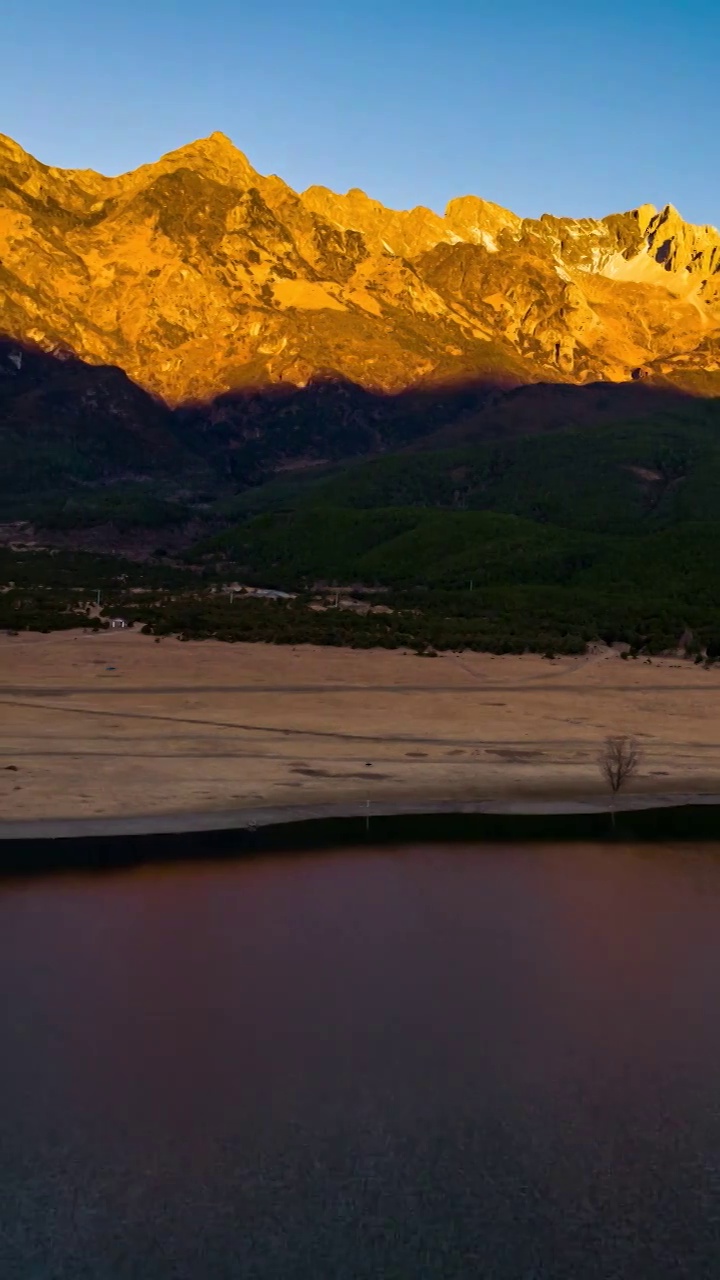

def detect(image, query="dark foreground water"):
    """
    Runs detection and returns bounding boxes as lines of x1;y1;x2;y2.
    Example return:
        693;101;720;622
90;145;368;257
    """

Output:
2;845;720;1279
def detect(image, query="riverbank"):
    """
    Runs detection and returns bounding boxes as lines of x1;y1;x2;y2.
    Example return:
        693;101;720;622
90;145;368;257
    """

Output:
3;797;720;877
2;630;720;836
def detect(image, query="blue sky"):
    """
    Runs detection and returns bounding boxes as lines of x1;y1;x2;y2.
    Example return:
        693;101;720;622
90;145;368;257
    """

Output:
2;0;718;225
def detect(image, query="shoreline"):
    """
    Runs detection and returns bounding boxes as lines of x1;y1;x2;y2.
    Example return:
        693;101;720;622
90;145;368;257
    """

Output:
3;794;720;877
3;790;720;840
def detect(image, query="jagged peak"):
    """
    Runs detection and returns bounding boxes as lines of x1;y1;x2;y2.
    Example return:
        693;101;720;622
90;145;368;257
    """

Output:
342;187;389;213
304;184;439;219
159;131;242;159
0;132;31;160
303;184;368;201
92;130;261;200
631;204;657;234
0;132;101;182
153;131;255;173
446;193;516;216
0;132;110;203
445;194;522;249
642;202;720;242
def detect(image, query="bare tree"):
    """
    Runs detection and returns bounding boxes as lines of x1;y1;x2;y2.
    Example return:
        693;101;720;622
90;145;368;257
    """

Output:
599;735;641;829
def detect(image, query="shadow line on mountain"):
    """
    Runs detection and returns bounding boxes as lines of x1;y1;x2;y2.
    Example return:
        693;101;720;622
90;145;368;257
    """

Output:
2;334;718;498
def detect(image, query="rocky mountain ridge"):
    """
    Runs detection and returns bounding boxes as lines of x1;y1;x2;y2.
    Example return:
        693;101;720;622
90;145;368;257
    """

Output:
2;130;720;403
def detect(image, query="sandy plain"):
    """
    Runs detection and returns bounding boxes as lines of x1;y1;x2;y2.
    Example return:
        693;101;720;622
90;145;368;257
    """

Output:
1;629;720;826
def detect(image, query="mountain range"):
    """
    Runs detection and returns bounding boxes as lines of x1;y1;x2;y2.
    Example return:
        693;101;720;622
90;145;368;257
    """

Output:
3;129;720;396
1;130;720;511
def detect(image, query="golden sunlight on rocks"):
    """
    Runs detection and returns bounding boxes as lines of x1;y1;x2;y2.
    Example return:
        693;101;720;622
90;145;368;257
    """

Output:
1;130;720;402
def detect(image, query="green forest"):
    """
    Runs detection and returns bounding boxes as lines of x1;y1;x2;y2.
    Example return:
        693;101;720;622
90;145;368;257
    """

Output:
5;411;720;656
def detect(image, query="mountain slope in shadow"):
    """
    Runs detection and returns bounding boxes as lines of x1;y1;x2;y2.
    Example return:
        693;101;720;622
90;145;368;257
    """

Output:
3;335;717;504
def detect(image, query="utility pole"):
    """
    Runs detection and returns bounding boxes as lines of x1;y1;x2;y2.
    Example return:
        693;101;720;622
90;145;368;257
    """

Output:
365;797;371;834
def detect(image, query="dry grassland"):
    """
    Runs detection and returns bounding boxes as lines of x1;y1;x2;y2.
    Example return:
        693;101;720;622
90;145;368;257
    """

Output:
1;631;720;821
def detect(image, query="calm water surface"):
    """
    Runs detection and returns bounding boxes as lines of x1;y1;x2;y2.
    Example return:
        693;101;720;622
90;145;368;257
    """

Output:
2;843;720;1278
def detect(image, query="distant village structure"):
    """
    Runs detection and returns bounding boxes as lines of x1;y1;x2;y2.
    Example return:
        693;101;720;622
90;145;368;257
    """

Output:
220;584;296;603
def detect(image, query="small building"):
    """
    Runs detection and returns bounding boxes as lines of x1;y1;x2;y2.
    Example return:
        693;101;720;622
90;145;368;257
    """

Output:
109;618;128;630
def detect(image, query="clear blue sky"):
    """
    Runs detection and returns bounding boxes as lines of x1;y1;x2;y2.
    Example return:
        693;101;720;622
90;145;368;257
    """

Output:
2;0;718;225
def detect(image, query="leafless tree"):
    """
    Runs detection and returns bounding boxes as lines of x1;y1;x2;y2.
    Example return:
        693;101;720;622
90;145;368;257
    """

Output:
599;735;641;829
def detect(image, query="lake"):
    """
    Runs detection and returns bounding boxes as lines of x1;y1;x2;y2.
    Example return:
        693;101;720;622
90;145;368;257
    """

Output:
2;843;720;1278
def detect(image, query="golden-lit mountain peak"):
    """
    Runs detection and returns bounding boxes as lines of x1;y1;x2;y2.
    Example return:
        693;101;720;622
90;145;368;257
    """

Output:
444;195;522;249
632;203;657;234
0;133;33;162
115;130;258;195
302;184;460;256
157;130;248;164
